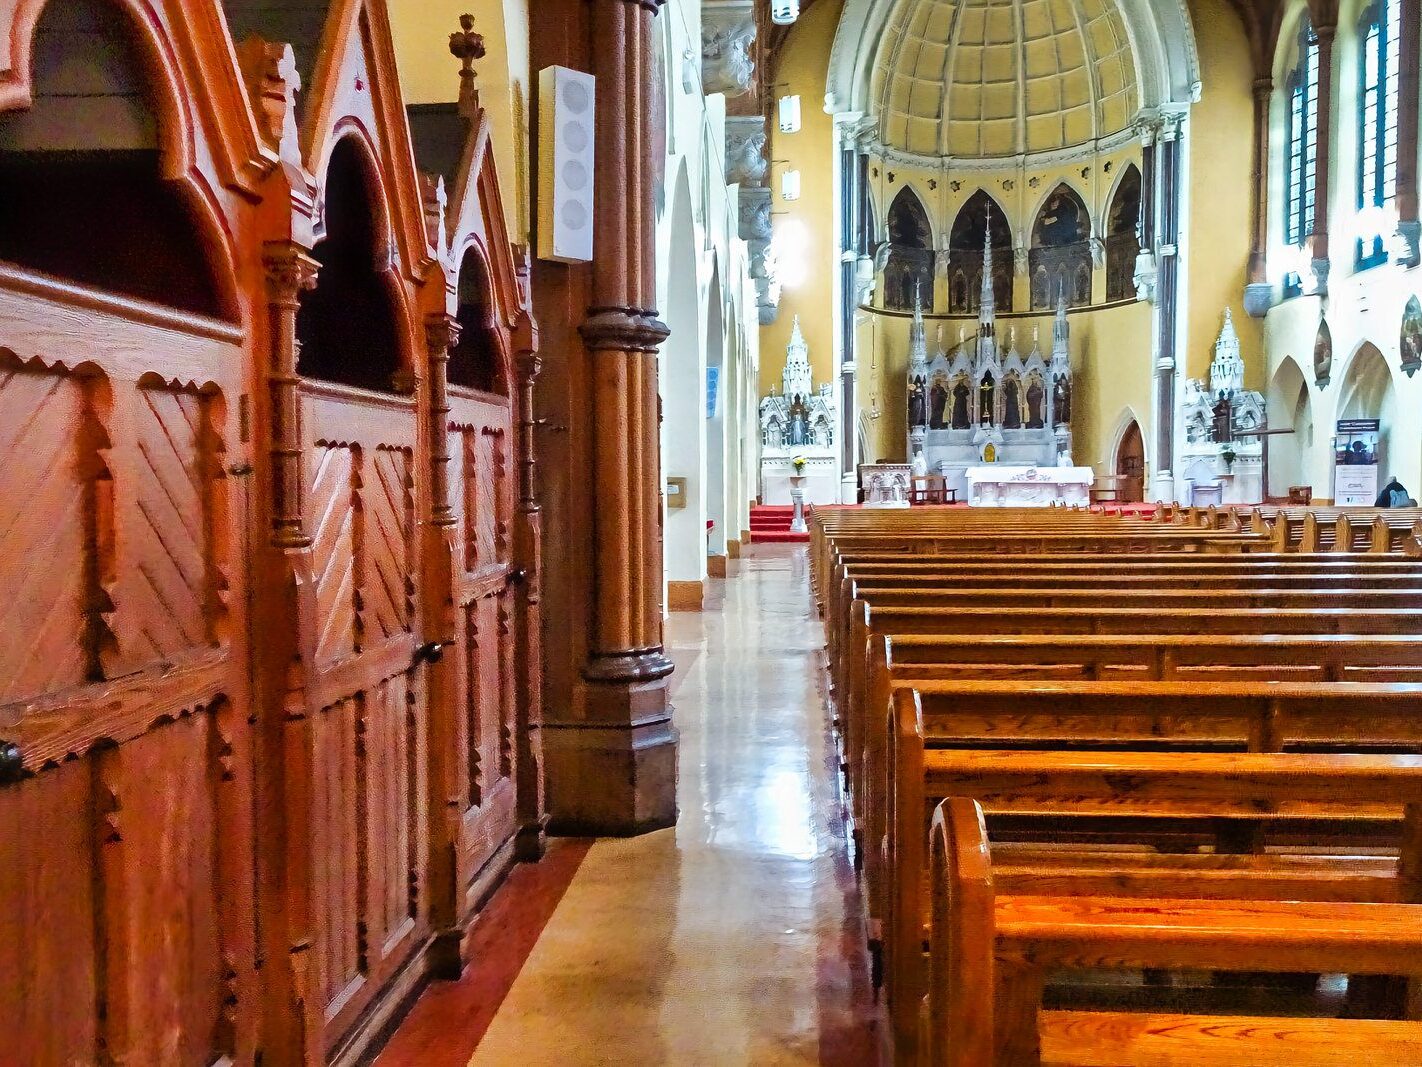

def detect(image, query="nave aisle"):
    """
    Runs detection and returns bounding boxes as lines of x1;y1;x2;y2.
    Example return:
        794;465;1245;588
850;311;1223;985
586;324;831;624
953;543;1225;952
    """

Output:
380;546;880;1065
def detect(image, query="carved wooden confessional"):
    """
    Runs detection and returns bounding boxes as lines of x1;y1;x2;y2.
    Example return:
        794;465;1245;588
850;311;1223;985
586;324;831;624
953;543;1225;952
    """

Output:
0;0;541;1063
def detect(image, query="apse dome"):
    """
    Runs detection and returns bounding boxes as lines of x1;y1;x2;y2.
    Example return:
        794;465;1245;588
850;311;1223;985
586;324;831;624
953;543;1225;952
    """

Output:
869;0;1139;160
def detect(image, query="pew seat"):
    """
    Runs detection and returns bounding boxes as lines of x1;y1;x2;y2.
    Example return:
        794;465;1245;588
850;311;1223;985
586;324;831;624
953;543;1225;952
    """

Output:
1037;1011;1422;1066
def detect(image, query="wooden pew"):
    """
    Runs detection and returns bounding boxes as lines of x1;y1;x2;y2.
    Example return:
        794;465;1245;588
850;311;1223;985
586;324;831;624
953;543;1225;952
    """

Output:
883;682;1422;1048
926;778;1422;1067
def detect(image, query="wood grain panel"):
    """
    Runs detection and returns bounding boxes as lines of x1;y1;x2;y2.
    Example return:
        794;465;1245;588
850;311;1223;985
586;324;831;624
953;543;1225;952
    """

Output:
365;446;413;641
311;444;359;666
314;693;364;1015
0;760;99;1065
97;709;229;1064
0;359;103;704
118;382;220;660
368;673;415;958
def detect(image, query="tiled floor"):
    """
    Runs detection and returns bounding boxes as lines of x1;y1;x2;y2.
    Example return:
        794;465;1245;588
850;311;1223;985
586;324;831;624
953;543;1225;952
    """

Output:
377;545;881;1065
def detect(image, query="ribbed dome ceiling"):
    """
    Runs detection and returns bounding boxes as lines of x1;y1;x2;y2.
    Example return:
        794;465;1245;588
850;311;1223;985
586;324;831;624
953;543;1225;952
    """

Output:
871;0;1138;159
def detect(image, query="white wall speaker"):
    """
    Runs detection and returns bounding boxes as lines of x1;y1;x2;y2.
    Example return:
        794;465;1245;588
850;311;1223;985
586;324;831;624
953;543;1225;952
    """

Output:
537;65;596;264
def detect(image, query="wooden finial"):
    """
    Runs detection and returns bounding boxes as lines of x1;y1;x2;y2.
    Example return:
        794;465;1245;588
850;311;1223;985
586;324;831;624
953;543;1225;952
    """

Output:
449;13;486;115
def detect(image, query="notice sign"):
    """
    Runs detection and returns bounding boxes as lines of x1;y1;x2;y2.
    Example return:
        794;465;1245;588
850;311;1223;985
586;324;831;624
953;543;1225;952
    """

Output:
1333;418;1381;505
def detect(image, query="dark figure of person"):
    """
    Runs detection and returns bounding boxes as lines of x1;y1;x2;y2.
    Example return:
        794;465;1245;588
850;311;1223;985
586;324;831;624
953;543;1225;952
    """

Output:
909;379;927;428
929;381;948;429
1026;379;1045;428
1003;377;1021;428
1212;392;1234;444
951;380;971;429
1052;375;1072;425
1375;477;1417;507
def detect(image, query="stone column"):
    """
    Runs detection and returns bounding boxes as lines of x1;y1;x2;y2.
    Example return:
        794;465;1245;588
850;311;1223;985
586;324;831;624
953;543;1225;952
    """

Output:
1152;115;1183;503
1244;76;1275;316
1310;23;1336;292
535;0;678;834
1396;0;1421;263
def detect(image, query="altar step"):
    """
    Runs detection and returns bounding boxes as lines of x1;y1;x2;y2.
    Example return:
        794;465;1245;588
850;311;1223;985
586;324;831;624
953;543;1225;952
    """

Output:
749;504;810;544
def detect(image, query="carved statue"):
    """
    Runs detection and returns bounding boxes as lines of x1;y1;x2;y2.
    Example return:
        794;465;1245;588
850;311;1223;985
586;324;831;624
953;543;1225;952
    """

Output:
951;380;971;429
1052;375;1071;425
1004;376;1021;429
1212;392;1233;444
930;381;948;429
908;378;927;428
1026;378;1045;429
702;14;756;97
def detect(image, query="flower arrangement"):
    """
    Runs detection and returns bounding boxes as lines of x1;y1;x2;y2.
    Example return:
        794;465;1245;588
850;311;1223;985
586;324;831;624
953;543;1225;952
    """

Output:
792;455;807;475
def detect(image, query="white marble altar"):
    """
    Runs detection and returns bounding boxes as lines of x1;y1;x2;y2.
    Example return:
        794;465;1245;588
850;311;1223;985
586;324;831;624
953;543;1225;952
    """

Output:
966;465;1093;507
760;317;840;504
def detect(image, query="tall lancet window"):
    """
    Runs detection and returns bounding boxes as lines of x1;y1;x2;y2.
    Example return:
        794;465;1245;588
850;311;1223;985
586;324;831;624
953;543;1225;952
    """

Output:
1283;17;1319;294
947;190;1013;314
882;186;935;311
1357;0;1401;268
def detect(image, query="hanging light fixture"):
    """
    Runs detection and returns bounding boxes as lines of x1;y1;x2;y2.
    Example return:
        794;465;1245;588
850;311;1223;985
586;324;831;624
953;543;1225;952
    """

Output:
778;94;802;133
771;0;800;25
781;169;802;202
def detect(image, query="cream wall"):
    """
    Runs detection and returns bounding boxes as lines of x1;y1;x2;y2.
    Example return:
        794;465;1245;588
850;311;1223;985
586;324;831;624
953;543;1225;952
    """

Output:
1184;0;1261;384
389;0;531;241
1258;0;1422;500
761;0;841;394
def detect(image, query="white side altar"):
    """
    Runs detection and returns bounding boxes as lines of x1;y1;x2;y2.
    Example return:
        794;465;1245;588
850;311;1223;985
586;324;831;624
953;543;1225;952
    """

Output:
966;465;1093;507
760;318;841;505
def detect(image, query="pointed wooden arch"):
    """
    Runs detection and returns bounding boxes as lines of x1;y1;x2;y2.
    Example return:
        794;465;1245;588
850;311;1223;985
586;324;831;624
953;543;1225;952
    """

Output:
0;0;272;320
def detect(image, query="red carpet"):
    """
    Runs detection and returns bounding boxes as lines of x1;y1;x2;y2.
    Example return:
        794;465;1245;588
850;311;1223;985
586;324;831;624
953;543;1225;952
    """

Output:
750;503;811;543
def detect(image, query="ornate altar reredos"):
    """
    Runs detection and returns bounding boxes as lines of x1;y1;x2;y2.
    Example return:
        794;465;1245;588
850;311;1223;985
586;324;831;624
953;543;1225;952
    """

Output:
760;317;840;505
906;234;1074;497
1180;309;1266;505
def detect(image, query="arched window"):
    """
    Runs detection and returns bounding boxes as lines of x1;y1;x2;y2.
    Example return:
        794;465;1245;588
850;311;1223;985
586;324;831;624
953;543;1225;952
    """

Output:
1283;17;1319;276
882;187;934;311
1357;0;1401;268
1105;165;1142;301
1029;184;1092;310
947;190;1013;313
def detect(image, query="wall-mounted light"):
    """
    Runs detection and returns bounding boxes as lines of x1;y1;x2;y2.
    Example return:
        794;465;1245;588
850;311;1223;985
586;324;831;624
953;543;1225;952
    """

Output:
778;94;802;133
781;169;801;202
771;0;800;25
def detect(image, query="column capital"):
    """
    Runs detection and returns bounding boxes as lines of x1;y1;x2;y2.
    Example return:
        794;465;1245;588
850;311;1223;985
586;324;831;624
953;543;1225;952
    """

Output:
262;243;319;303
424;313;463;354
580;308;671;353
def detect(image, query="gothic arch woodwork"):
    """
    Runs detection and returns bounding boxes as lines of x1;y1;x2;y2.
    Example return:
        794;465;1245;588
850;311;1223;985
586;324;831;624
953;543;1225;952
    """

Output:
0;3;258;1061
1;2;539;1064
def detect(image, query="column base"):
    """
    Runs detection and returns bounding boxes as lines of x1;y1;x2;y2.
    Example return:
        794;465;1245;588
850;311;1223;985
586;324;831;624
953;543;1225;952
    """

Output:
726;538;741;559
667;579;704;611
707;553;728;577
544;675;678;835
1152;471;1177;505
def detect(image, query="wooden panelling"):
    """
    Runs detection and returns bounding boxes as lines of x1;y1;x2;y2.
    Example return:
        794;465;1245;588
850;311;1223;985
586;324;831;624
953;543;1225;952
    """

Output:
0;0;540;1059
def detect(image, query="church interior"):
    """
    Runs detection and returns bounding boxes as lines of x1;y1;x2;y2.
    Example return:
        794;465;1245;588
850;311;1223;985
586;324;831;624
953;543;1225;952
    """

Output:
7;0;1422;1063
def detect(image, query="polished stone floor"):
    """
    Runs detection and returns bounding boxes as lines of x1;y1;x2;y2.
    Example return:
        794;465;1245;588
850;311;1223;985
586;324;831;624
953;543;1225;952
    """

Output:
378;545;881;1065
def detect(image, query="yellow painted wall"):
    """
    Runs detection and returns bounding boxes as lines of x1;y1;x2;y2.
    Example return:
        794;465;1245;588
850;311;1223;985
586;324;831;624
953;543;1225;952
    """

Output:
388;0;530;240
1185;0;1260;384
761;0;842;393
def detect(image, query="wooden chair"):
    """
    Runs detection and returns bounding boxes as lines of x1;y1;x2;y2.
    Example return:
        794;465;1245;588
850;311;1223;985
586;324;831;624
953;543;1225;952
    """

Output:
909;474;949;506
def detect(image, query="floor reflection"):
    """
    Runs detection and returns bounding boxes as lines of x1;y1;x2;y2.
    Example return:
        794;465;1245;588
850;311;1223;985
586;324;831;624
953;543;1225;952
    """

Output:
468;545;881;1065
